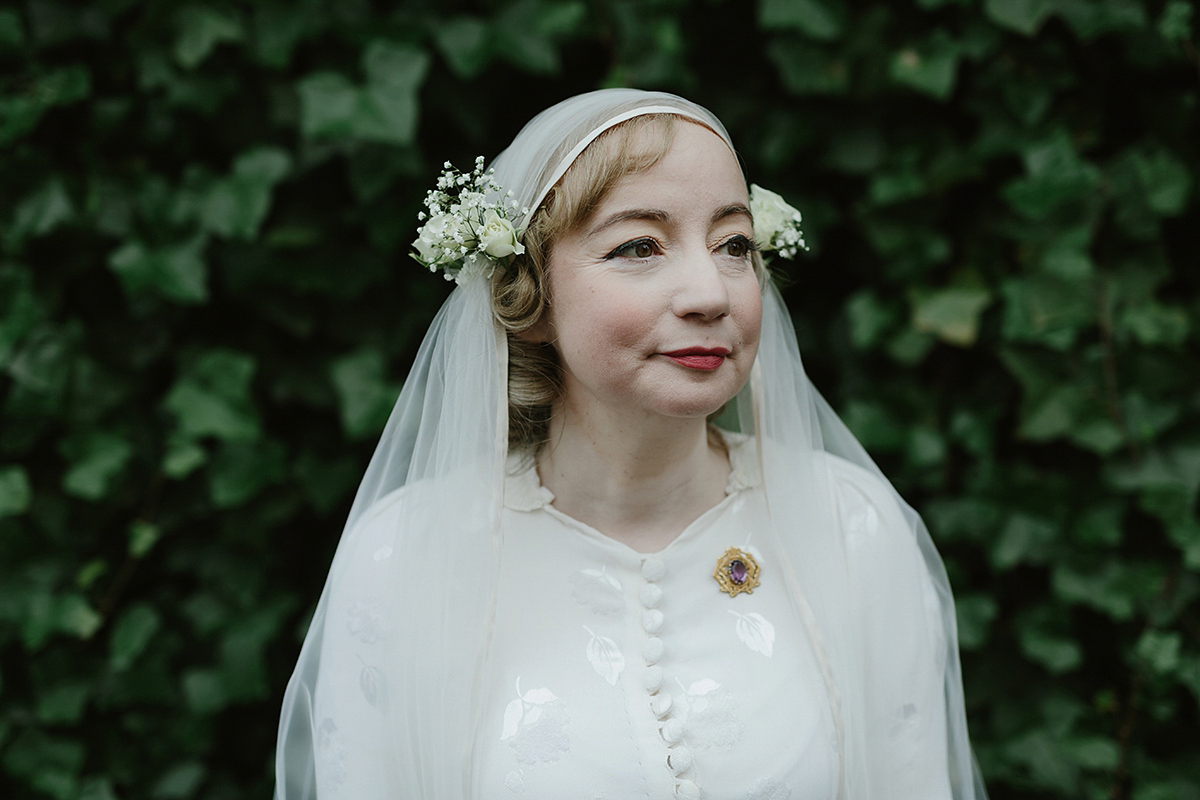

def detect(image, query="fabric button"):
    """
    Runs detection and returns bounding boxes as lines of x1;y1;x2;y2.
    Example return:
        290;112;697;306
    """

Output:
651;692;673;718
666;745;693;774
675;779;701;799
642;609;664;634
643;637;664;664
661;719;684;744
642;558;666;582
639;583;662;608
642;665;663;693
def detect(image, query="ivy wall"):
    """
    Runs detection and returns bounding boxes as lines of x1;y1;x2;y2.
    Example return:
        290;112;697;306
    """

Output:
0;0;1197;798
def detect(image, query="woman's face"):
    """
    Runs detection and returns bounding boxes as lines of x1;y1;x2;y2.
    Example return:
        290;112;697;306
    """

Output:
540;121;763;428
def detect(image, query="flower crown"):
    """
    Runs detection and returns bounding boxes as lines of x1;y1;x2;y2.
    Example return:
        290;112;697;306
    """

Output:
411;161;807;282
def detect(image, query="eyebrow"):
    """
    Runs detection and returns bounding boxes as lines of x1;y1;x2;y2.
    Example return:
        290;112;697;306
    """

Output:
588;203;753;236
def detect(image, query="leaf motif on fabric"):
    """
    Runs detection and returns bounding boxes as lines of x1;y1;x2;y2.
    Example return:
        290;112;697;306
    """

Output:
747;777;792;800
504;769;524;793
523;687;556;704
358;662;387;710
836;480;882;545
502;679;570;764
570;567;624;615
346;599;382;644
688;678;720;696
730;610;775;657
584;626;625;685
315;718;348;792
372;545;393;561
501;698;523;740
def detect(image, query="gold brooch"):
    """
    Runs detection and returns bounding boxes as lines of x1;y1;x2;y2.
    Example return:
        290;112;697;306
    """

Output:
714;547;760;597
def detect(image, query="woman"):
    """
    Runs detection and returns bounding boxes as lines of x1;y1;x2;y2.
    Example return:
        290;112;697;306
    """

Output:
275;90;987;799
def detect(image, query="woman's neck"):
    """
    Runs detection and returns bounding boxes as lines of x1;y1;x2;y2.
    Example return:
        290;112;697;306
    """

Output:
537;406;730;553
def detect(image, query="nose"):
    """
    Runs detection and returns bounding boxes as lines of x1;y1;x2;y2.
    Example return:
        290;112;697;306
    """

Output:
670;250;731;321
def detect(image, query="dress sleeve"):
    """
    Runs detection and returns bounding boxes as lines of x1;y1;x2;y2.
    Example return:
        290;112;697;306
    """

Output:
831;458;954;799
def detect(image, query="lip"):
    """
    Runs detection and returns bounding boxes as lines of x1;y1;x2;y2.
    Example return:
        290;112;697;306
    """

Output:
660;347;730;371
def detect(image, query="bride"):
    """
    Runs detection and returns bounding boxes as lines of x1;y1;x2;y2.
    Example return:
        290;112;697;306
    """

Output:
275;89;988;800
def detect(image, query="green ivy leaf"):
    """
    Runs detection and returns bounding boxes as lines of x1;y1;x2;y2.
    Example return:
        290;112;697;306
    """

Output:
993;513;1057;568
1052;562;1137;620
0;66;90;145
151;762;207;799
844;291;897;350
207;439;285;508
175;6;243;69
890;33;961;100
297;43;429;145
56;593;103;640
1001;274;1095;349
5;178;74;251
766;39;850;95
956;594;999;649
128;520;162;558
182;669;226;714
1131;148;1192;216
1158;0;1194;40
59;430;133;500
1135;629;1181;673
1020;626;1083;674
77;778;120;800
36;683;90;724
330;349;399;440
493;0;585;74
163;435;207;478
984;0;1052;35
108;237;208;305
1;730;85;800
201;146;292;239
109;603;162;672
1003;131;1101;218
759;0;845;40
358;44;429;145
1120;301;1189;347
432;17;491;78
0;465;32;517
0;10;24;49
164;350;260;442
911;287;992;346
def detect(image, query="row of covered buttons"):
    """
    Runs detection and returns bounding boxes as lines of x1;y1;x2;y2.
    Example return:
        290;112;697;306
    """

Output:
640;557;700;800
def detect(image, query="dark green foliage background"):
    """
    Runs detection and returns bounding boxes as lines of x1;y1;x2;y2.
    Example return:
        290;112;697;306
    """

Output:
1;0;1197;797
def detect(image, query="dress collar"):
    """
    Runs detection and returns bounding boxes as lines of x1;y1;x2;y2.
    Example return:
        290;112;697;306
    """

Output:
503;429;761;512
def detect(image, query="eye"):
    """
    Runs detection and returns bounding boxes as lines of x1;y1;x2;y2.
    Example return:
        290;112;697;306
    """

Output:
606;237;660;260
718;235;757;259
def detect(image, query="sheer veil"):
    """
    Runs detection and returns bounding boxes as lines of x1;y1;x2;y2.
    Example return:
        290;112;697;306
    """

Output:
274;89;988;799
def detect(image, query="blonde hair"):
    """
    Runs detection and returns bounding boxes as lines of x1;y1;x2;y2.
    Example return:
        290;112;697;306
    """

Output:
492;114;765;451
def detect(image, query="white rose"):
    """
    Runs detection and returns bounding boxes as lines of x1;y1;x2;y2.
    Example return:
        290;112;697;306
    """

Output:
750;184;801;247
413;212;464;264
412;233;441;264
477;209;525;259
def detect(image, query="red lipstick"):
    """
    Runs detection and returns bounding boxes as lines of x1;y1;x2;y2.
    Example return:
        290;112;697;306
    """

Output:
661;347;730;371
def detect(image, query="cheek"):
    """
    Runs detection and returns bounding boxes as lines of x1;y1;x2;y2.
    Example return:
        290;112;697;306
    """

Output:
736;284;764;350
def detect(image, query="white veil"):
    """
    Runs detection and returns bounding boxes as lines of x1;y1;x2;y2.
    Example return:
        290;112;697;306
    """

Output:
274;89;988;800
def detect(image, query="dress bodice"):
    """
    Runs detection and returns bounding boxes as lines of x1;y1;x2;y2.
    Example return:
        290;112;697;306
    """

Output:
474;436;840;800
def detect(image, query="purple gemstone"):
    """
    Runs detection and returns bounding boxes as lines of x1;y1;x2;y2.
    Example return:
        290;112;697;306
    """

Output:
729;560;748;584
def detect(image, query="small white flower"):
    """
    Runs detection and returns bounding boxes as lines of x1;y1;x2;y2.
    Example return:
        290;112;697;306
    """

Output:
750;184;807;259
